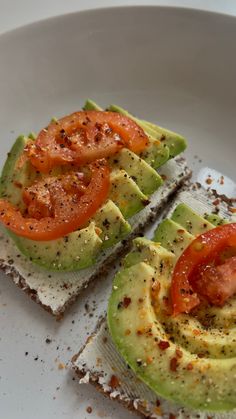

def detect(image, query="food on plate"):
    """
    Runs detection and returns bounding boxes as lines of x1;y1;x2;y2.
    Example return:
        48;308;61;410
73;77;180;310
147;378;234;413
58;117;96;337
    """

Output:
0;100;190;315
73;186;236;416
0;101;187;268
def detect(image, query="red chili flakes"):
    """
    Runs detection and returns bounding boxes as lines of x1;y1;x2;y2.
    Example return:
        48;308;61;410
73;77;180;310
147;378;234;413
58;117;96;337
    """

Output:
109;375;120;389
95;227;102;236
175;349;183;358
206;177;212;185
169;414;176;419
198;352;205;358
186;362;193;370
86;406;93;414
123;297;131;308
146;356;153;364
212;198;220;206
161;174;167;181
158;340;170;350
162;296;169;306
177;229;185;234
156;399;161;407
138;298;144;303
151;280;160;298
219;176;224;185
13;181;23;189
170;357;178;372
162;296;172;315
136;328;144;336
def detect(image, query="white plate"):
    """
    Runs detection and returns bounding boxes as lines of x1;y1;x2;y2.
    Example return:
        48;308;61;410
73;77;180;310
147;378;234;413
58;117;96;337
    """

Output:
0;7;235;419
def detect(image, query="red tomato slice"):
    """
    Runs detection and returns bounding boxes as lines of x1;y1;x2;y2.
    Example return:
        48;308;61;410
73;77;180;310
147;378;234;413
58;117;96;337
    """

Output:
23;171;87;220
171;223;236;315
0;160;110;241
193;256;236;306
26;111;149;172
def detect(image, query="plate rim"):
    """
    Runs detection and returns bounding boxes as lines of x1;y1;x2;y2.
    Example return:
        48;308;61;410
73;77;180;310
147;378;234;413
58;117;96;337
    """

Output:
0;5;236;42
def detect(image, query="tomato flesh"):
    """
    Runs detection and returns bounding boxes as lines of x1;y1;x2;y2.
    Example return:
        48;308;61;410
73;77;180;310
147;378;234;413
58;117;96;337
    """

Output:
23;172;87;220
26;111;149;173
192;256;236;306
171;223;236;315
0;160;110;241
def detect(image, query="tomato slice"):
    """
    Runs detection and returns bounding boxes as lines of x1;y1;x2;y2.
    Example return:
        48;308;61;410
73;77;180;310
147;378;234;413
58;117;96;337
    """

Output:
193;256;236;306
0;160;110;241
171;223;236;315
26;111;149;173
22;171;87;220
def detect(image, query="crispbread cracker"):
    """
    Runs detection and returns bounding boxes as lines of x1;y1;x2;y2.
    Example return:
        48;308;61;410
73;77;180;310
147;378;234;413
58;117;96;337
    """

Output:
72;185;236;418
0;157;191;317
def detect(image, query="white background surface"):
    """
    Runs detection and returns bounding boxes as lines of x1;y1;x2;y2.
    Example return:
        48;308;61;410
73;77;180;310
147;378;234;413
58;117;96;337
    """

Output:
0;3;236;419
0;0;236;35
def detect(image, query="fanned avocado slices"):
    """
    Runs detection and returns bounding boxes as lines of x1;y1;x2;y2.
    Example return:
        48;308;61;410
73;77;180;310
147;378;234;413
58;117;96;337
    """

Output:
0;100;187;271
84;99;187;167
108;203;236;412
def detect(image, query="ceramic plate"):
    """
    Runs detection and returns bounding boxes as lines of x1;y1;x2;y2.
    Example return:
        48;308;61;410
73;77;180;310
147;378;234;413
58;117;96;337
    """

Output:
0;7;235;419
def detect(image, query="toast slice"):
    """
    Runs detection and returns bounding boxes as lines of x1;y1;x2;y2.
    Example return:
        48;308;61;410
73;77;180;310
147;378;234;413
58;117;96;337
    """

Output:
72;184;236;418
0;157;191;317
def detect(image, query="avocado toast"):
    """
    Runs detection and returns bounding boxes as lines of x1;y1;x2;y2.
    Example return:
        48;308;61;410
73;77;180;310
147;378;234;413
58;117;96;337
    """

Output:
0;100;190;316
72;184;236;418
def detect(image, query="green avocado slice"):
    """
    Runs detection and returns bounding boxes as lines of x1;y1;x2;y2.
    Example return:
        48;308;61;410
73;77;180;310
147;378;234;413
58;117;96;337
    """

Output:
0;99;178;271
171;203;214;235
10;222;102;271
108;103;186;159
83;99;102;111
107;104;169;169
123;237;174;270
0;135;38;211
109;148;163;195
92;200;131;250
108;260;236;411
204;213;228;226
141;120;187;158
109;169;148;219
108;205;236;411
84;100;170;169
153;218;194;260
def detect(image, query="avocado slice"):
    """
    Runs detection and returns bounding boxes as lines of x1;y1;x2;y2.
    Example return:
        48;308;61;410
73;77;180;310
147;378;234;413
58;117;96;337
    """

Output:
123;237;174;270
110;148;163;195
0;136;155;270
108;104;186;159
108;205;235;411
84;100;170;169
141;120;187;158
107;104;170;169
92;200;131;250
109;169;148;219
0;136;104;271
204;213;228;226
0;135;38;211
0;99;175;271
153;218;194;260
83;99;102;111
108;260;236;411
171;203;214;235
11;222;102;271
